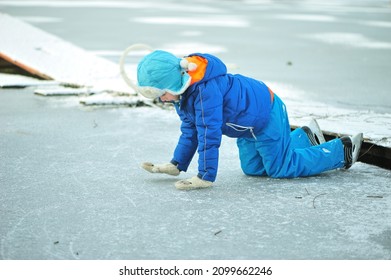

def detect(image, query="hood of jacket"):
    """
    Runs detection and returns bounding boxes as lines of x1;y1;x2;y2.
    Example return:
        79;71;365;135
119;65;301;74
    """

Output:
188;53;227;86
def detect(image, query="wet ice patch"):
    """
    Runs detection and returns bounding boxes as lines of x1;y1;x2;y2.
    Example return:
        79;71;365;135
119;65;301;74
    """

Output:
304;32;391;49
132;16;249;28
88;50;123;57
243;0;274;3
292;3;390;14
17;16;63;23
0;1;222;13
162;43;227;56
276;14;336;22
360;21;391;28
0;0;150;8
180;31;203;37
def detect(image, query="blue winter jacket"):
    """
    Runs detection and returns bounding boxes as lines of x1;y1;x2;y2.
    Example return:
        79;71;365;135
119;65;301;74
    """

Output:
171;53;274;182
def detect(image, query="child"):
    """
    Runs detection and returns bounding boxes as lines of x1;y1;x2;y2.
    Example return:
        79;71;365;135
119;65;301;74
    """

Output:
136;50;363;190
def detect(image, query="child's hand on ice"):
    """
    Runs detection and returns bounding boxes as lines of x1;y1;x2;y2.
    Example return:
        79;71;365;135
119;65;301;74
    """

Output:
175;176;212;190
141;162;180;176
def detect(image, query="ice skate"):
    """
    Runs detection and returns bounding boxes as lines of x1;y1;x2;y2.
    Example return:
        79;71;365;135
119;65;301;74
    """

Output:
302;119;326;146
341;133;363;169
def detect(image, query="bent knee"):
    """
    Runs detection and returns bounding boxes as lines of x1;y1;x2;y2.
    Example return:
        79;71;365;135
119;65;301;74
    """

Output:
265;165;295;178
268;172;294;179
241;166;266;177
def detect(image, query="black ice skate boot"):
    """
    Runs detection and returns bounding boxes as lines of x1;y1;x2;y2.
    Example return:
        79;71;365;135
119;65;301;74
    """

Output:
341;133;363;169
302;119;326;146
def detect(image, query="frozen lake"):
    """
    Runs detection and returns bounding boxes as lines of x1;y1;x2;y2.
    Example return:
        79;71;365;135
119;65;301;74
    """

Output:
0;0;391;260
0;88;390;259
1;0;391;113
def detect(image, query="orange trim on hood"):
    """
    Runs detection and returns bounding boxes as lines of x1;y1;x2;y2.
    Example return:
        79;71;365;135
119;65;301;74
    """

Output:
185;56;208;85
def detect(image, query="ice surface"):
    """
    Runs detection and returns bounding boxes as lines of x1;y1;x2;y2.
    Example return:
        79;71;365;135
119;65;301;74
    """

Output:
0;0;390;261
305;32;391;49
0;88;390;260
275;14;337;22
362;21;391;28
0;0;222;13
132;16;250;27
16;16;63;23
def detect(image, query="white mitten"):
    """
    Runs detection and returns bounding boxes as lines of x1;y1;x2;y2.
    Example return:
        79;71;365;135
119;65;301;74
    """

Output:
175;176;213;190
141;162;180;176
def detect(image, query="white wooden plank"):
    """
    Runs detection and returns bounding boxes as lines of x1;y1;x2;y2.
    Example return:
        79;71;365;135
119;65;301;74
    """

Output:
0;13;135;94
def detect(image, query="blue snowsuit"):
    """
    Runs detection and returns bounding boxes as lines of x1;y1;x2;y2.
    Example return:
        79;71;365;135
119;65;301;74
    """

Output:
171;53;345;182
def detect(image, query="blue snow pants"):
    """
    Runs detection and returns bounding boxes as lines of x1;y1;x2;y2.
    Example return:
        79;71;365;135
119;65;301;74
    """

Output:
237;95;345;178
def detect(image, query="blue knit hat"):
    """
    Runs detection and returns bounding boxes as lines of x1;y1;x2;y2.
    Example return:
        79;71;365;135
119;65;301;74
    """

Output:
137;50;191;99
